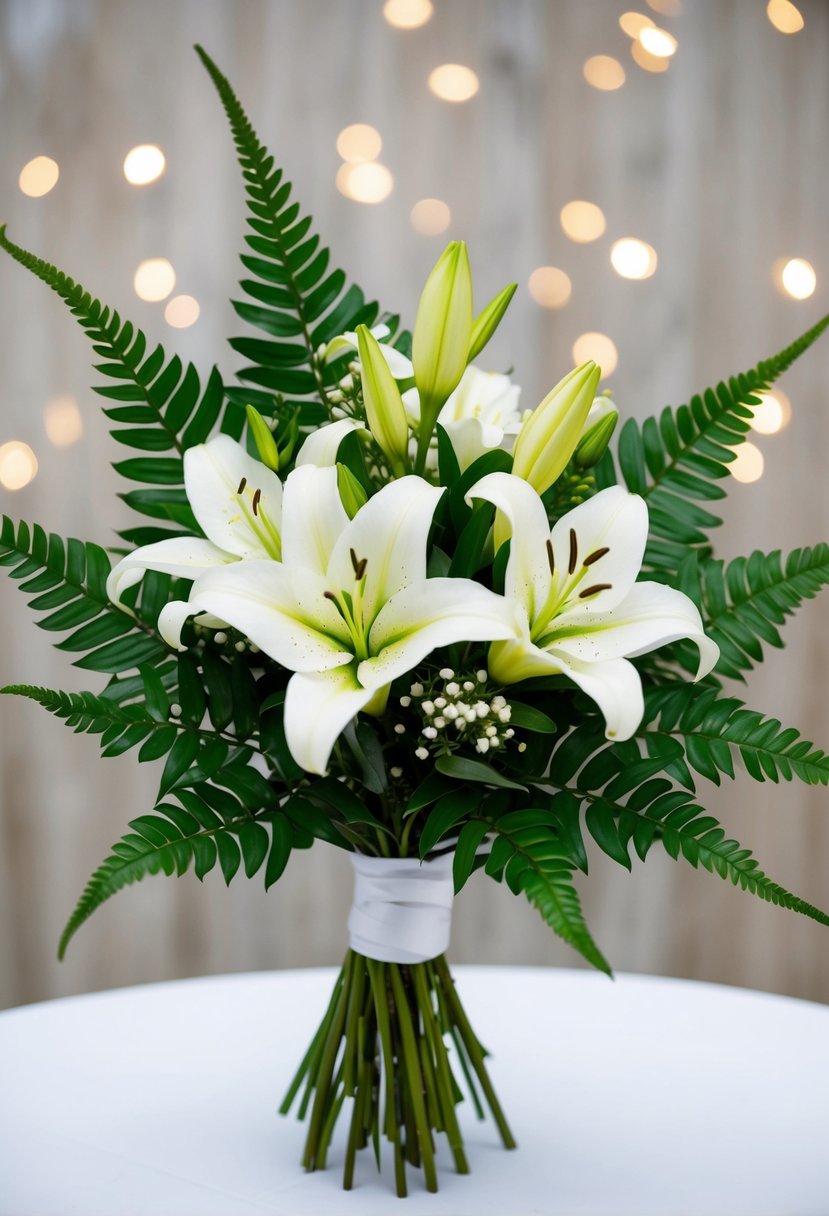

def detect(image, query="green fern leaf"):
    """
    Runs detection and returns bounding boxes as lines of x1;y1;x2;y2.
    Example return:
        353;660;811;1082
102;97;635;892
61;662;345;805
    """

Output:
616;315;829;574
0;517;168;672
195;45;393;426
0;225;225;542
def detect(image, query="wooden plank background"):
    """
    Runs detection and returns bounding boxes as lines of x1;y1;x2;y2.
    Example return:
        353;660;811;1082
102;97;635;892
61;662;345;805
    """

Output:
1;0;828;1009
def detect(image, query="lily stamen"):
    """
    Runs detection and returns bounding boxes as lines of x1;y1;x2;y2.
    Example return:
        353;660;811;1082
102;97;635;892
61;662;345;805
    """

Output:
546;539;555;576
583;546;609;567
578;583;612;599
568;529;578;575
349;548;368;580
237;476;247;495
252;488;262;517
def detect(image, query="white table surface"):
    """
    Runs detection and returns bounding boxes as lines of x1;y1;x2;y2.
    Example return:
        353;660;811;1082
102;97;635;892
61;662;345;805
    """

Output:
1;966;827;1216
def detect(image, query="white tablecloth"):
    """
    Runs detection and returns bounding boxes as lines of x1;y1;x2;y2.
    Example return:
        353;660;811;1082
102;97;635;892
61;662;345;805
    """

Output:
1;966;827;1215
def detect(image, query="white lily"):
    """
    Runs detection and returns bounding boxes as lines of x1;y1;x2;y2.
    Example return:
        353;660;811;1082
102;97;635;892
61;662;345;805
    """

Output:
178;468;520;775
295;419;366;467
106;434;283;637
467;473;719;741
403;365;524;471
324;323;413;381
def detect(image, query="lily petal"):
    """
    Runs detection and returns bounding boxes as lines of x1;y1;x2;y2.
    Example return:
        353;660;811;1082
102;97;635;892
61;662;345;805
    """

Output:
284;666;376;775
106;537;234;606
548;486;647;614
189;560;354;671
551;653;645;741
548;581;720;678
281;465;350;578
466;472;553;624
185;434;283;560
295;419;365;468
360;577;521;690
328;476;444;626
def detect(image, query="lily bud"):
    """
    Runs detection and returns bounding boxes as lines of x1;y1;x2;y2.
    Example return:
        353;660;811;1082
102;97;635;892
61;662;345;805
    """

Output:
467;282;517;363
355;324;410;475
574;399;619;469
511;361;601;494
412;241;473;430
336;462;368;519
245;405;280;472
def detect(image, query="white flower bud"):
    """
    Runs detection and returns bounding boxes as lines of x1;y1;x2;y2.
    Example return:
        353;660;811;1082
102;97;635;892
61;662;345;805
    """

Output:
439;667;455;680
423;726;438;739
475;701;489;718
434;697;447;709
214;631;228;645
445;682;460;697
390;766;403;778
498;708;511;722
422;700;435;716
416;747;429;760
394;723;406;735
410;683;424;697
443;704;458;720
434;716;446;729
476;737;490;753
463;681;475;692
476;669;488;683
399;695;412;707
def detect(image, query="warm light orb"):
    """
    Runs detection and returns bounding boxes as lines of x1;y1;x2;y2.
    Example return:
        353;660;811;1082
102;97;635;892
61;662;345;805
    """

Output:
646;0;682;14
729;442;765;484
383;0;433;29
133;257;176;302
572;333;618;378
776;257;817;300
428;64;480;103
583;55;626;91
18;156;59;198
750;389;792;435
44;395;83;447
410;198;451;236
528;267;572;310
123;144;166;186
560;200;606;243
165;295;201;329
336;124;382;163
638;26;678;57
610;238;658;280
336;162;394;204
766;0;804;34
619;11;654;37
631;40;671;72
0;441;38;491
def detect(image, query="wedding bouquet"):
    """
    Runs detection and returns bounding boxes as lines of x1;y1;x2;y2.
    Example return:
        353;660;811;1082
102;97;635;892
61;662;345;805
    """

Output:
3;46;829;1197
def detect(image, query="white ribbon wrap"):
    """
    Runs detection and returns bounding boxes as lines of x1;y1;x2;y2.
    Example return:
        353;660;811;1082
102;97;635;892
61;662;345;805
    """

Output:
347;852;455;964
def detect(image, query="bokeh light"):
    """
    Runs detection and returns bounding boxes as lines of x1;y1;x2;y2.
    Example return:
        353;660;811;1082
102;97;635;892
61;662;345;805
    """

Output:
18;156;59;198
638;26;678;57
729;442;765;484
428;64;480;103
133;257;176;302
766;0;804;34
572;333;618;377
383;0;433;29
336;124;382;163
0;442;38;491
610;238;658;280
619;11;654;37
631;40;671;72
44;395;83;447
165;295;201;329
583;56;626;91
528;267;572;309
750;389;792;435
775;257;817;300
646;0;682;14
410;198;451;236
123;145;166;186
336;162;394;204
560;200;606;243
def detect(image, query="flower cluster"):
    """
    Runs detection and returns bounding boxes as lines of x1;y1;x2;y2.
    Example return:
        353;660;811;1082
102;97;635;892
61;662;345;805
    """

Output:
397;668;524;759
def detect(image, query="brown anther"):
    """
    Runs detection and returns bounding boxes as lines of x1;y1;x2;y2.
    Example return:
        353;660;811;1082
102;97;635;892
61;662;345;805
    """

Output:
545;538;555;576
350;548;367;580
323;590;338;603
583;546;610;567
237;477;247;495
579;583;612;599
568;529;578;575
252;488;262;516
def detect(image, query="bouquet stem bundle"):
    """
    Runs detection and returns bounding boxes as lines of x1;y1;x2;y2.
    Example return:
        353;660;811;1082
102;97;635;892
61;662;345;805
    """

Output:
282;952;515;1195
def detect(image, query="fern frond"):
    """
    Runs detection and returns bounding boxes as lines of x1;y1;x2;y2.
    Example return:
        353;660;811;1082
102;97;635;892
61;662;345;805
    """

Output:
617;315;829;574
641;685;829;786
0;517;167;672
59;791;294;958
0;225;225;542
195;45;391;426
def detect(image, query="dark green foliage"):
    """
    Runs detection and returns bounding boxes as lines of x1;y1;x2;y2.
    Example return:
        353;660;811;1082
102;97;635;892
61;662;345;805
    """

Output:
196;46;391;426
0;516;167;672
641;685;829;787
0;226;229;544
616;315;829;573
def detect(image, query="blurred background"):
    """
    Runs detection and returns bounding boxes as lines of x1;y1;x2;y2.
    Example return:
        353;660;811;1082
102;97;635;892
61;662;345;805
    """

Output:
1;0;828;1011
